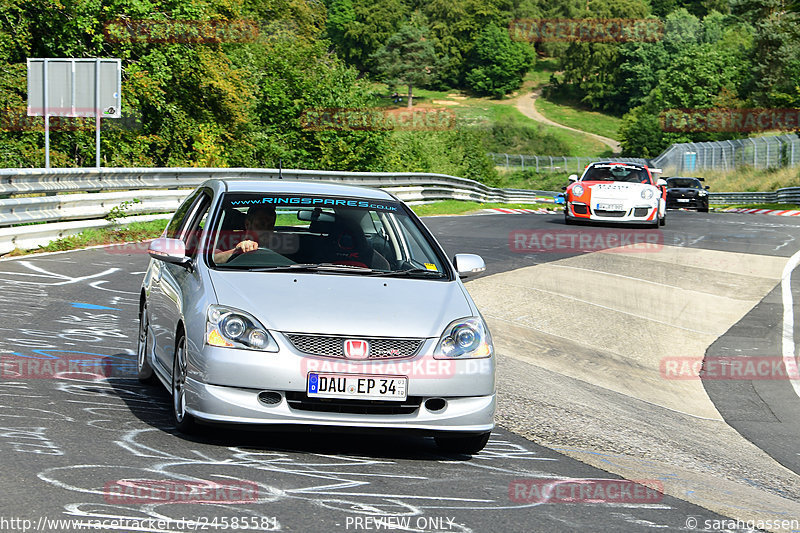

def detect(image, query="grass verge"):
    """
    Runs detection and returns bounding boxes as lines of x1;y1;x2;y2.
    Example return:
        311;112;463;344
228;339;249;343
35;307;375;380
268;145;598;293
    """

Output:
694;166;800;192
534;95;622;141
410;201;557;216
715;203;800;210
3;219;169;257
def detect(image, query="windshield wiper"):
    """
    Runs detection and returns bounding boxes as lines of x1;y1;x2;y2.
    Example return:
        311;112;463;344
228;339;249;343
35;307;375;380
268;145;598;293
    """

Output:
244;263;376;274
368;268;445;278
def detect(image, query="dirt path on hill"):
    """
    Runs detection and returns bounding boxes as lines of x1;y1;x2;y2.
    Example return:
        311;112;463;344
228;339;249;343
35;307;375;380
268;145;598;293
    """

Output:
515;88;622;154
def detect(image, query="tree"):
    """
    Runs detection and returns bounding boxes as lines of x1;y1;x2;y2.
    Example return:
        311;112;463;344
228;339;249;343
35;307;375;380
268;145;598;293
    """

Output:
618;43;750;155
732;0;800;108
325;0;409;72
371;21;443;108
464;24;534;98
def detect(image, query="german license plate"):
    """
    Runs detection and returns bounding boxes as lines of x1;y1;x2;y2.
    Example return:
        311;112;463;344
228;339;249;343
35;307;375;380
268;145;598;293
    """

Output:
307;373;407;401
677;198;690;203
596;203;623;211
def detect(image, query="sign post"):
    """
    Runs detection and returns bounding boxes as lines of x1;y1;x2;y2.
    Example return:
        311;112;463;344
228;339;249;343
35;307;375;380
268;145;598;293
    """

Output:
27;58;121;168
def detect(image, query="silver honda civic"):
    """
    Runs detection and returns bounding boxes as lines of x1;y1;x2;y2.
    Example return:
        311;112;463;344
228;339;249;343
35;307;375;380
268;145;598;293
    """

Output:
138;179;495;453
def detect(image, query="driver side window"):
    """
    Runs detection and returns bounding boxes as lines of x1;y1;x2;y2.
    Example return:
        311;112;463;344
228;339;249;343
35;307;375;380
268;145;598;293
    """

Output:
180;191;212;258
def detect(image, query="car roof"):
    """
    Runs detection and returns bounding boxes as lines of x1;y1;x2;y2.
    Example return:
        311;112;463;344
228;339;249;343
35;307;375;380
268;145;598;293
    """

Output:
588;161;647;170
202;178;397;201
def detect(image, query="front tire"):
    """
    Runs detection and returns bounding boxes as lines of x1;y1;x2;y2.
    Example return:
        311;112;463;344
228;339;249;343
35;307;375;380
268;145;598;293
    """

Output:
136;302;157;384
435;432;491;455
172;333;197;433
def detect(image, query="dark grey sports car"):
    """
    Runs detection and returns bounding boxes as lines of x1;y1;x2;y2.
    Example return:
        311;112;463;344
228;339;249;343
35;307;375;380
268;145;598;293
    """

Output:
665;177;710;212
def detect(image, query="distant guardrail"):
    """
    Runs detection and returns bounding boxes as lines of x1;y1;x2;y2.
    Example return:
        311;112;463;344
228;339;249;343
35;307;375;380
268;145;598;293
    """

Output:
0;167;544;254
708;189;800;205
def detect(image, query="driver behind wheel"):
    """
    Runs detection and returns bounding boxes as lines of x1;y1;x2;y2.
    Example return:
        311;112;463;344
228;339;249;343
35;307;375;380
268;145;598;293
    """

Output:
213;205;276;263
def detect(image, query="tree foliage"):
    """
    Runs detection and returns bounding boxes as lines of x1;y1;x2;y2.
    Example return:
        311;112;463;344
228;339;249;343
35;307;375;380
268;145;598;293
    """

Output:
371;19;443;107
464;24;534;98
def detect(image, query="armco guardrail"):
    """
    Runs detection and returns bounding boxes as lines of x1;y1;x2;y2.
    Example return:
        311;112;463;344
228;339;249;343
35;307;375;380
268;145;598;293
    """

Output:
0;167;543;254
708;192;776;205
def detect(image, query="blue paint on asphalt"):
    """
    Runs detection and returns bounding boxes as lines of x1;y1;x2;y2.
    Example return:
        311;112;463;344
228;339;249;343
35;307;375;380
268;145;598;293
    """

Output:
70;302;119;311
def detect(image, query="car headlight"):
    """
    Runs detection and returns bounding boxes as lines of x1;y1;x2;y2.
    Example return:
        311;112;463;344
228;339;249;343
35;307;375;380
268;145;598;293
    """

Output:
572;184;585;197
698;190;708;196
434;317;493;359
641;188;654;200
206;305;278;351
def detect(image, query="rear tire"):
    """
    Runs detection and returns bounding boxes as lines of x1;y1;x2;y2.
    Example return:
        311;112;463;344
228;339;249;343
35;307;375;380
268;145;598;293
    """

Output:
435;432;491;455
136;302;157;384
172;333;197;433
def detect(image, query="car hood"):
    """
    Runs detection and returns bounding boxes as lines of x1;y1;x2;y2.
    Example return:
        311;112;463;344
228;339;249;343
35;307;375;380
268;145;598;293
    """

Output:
207;270;473;338
585;181;655;199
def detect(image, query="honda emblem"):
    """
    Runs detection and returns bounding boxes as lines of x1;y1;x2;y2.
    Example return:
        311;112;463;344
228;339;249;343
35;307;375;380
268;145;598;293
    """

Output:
344;339;369;360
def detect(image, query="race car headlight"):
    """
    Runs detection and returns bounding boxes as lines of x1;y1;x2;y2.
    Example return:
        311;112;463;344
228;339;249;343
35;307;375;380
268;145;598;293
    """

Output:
698;190;708;196
206;305;278;351
641;188;654;200
434;317;493;359
572;184;585;197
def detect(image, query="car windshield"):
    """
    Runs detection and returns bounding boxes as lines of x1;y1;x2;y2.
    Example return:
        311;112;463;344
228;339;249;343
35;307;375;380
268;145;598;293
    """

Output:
207;192;447;278
581;165;652;184
667;178;702;189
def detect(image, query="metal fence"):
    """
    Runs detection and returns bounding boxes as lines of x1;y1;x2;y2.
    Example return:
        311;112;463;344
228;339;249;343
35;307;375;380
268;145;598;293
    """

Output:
0;167;542;255
651;134;800;174
488;153;647;173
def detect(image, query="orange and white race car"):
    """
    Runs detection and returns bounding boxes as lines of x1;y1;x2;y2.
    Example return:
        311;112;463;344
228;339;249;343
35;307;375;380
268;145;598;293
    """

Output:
563;161;667;227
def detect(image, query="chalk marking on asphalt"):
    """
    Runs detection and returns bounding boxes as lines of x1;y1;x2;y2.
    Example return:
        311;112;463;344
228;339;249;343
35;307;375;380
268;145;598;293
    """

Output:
780;249;800;398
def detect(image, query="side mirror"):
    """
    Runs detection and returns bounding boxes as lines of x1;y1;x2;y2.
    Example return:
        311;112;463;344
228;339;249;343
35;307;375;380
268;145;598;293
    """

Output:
453;254;485;278
705;185;710;190
561;186;567;191
568;174;578;182
148;237;191;267
657;178;667;187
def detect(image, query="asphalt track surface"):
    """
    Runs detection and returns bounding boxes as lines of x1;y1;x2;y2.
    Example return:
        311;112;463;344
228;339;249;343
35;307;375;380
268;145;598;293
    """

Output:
0;210;798;532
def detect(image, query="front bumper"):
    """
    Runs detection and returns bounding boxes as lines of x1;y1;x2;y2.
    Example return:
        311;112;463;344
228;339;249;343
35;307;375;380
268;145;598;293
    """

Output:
185;379;496;432
666;197;708;209
183;340;496;433
566;201;658;223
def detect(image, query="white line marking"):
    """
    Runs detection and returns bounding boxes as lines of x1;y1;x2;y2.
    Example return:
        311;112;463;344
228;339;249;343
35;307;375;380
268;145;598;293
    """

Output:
780;250;800;398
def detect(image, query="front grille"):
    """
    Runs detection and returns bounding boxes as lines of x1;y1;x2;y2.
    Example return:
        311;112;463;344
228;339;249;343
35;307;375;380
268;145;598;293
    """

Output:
594;209;627;217
285;391;422;415
284;333;424;360
633;207;649;217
